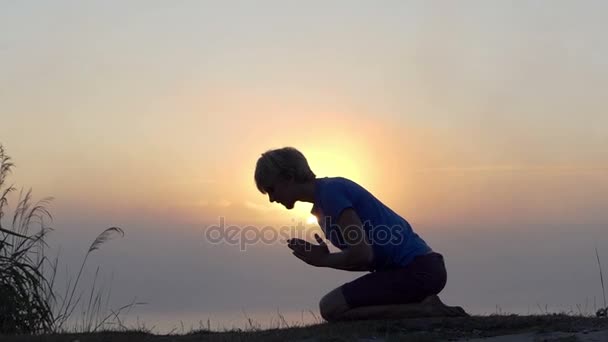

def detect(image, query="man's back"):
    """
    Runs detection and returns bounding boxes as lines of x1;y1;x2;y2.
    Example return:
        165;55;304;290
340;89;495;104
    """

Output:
311;176;432;271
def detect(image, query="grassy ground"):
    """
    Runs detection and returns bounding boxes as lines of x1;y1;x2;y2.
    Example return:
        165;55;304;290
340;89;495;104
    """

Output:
1;314;607;342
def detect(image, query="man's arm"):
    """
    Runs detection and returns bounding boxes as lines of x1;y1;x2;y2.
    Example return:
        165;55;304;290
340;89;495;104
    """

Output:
321;208;374;271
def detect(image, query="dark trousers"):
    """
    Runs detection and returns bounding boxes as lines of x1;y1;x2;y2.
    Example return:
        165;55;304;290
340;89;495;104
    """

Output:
341;252;447;308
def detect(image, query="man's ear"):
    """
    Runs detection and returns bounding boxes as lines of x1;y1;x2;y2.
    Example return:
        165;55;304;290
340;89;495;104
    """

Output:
282;169;295;182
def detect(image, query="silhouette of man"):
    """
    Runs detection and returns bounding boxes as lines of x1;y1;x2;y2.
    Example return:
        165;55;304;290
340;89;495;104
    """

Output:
254;147;466;322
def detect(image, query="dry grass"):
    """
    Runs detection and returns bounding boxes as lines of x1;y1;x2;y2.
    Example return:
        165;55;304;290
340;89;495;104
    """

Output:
1;314;607;342
0;144;139;334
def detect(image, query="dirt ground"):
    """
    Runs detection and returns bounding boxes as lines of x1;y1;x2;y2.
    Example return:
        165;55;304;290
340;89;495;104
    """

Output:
2;314;607;341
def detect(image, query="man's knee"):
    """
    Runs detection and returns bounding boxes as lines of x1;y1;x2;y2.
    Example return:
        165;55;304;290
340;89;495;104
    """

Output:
319;287;349;322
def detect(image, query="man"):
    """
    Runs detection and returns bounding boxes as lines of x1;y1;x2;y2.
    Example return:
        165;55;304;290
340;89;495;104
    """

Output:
254;147;467;322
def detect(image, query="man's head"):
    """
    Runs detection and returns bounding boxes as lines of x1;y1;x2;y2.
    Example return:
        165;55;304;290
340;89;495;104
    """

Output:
254;147;316;209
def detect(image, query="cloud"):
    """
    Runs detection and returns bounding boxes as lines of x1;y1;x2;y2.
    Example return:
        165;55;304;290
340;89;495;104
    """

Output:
244;201;275;212
217;199;232;207
414;165;608;173
192;199;231;207
169;178;218;187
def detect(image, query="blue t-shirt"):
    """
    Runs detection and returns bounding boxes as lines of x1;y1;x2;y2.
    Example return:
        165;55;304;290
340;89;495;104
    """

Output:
310;177;432;271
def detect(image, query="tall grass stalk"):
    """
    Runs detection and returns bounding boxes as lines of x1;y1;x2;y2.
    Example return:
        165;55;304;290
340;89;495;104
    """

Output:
0;143;142;334
0;145;54;333
595;247;606;309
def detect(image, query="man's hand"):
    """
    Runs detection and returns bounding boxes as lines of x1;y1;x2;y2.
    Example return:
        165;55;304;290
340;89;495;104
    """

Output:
287;234;330;267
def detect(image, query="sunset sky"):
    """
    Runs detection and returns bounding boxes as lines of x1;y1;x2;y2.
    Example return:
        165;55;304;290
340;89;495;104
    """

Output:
1;0;607;331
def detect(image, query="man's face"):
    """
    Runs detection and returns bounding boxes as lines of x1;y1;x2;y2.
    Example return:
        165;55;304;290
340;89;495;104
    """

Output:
265;177;295;210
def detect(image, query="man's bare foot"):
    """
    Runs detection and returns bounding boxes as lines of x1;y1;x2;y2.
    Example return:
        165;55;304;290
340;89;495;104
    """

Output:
420;295;469;317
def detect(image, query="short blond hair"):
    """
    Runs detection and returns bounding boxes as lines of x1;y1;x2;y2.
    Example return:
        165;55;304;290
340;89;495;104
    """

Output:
254;147;316;194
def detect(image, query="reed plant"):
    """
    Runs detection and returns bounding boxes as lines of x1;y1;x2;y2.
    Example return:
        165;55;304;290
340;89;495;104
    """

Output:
0;144;138;334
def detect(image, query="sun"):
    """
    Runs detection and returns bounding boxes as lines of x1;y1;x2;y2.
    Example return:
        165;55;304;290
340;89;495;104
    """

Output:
307;215;318;225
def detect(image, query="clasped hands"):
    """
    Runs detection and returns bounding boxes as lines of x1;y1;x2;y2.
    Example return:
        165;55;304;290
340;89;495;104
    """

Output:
287;234;330;267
